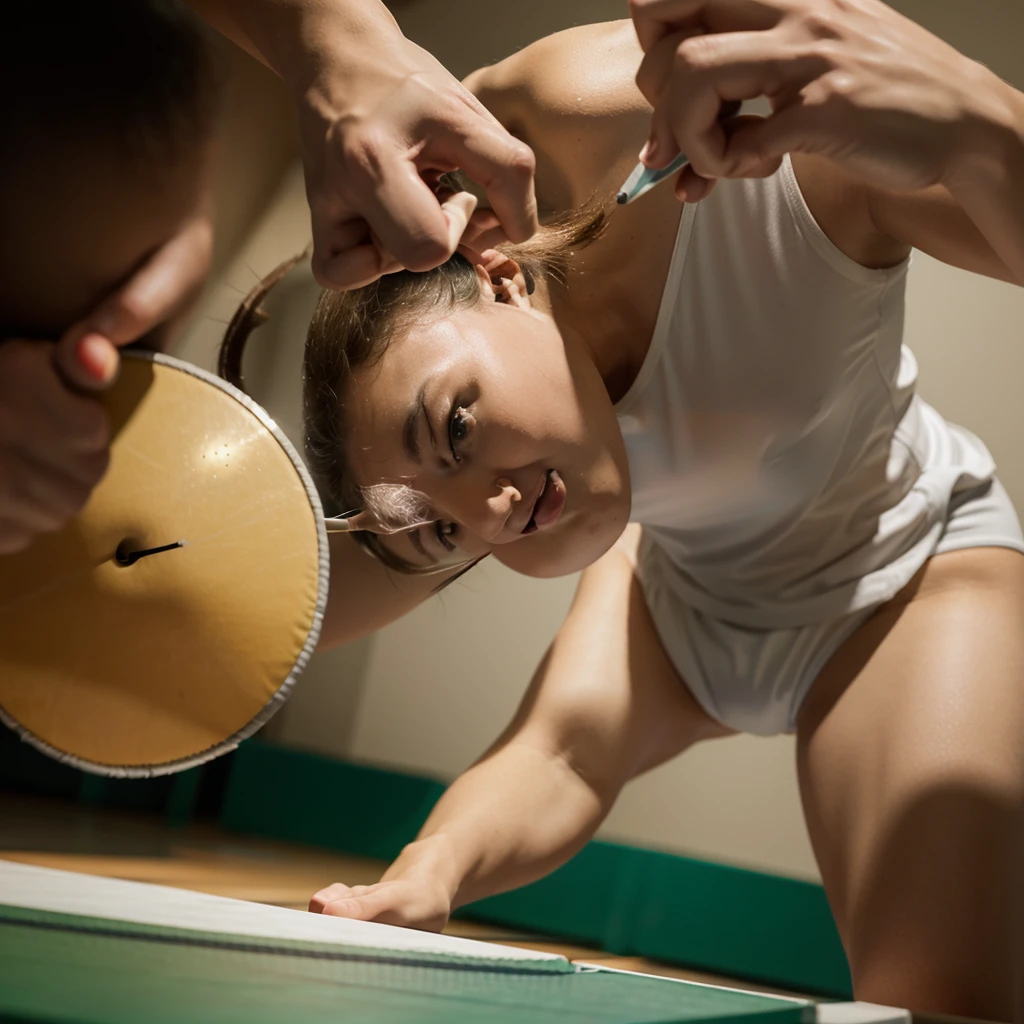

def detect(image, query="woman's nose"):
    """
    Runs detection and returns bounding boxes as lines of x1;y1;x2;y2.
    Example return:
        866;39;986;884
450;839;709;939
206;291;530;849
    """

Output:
441;476;521;542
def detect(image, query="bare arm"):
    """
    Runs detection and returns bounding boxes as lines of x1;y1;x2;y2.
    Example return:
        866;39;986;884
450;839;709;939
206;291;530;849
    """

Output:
310;526;728;926
627;0;1024;286
316;531;469;650
184;0;399;81
866;92;1024;288
790;145;1024;288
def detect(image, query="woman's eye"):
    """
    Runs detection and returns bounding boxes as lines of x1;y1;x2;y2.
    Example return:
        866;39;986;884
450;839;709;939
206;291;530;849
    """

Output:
448;406;472;461
434;520;457;552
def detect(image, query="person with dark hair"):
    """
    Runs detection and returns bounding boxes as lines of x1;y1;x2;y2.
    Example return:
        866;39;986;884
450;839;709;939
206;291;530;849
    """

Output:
215;8;1021;1017
0;0;541;556
0;0;220;554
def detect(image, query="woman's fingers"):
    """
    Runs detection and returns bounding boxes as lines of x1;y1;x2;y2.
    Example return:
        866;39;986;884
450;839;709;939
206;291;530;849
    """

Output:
630;0;708;50
50;209;213;386
309;882;355;913
440;191;480;256
458;208;506;255
309;213;392;292
318;889;395;923
634;26;706;112
633;0;982;197
722;100;829;173
310;882;393;922
640;30;826;178
310;879;450;931
303;49;538;292
0;340;112;553
87;212;213;347
52;332;120;391
447;120;538;246
629;0;785;52
673;163;717;202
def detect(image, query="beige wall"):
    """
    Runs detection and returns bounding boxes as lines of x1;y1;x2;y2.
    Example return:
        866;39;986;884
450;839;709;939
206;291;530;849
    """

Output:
202;39;300;280
189;2;1024;883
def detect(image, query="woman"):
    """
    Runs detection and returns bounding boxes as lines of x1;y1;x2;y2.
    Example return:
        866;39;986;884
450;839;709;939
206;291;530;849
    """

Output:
226;15;1024;1016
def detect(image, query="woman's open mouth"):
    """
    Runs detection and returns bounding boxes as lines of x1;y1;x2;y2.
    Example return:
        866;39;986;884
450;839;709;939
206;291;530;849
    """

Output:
521;469;566;534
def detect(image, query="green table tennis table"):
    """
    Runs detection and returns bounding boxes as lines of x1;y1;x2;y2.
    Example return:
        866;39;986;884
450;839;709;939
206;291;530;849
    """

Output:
0;860;878;1024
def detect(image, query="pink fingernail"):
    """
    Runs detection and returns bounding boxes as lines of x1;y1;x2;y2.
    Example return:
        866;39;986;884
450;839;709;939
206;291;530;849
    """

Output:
639;138;658;165
77;334;117;384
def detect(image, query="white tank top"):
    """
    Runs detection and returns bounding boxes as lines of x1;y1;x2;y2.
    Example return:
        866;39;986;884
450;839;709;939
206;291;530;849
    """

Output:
616;155;996;629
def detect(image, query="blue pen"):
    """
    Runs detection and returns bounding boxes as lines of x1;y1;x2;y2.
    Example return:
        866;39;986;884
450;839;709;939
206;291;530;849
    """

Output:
616;151;690;205
616;101;743;205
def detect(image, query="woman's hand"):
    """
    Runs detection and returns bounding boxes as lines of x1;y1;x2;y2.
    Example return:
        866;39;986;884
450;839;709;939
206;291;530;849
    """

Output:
298;36;536;289
630;0;1018;203
309;875;453;932
0;208;212;555
71;209;214;361
0;340;110;554
187;0;537;290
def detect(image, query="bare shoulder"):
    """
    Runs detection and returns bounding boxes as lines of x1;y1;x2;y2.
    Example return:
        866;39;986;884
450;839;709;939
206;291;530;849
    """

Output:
464;21;651;209
466;22;644;122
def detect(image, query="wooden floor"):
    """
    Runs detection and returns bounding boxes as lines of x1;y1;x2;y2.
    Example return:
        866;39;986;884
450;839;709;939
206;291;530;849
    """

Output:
0;791;808;1001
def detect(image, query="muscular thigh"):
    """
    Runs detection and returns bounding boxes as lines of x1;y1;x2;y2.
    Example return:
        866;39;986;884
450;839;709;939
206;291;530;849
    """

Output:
796;547;1024;1018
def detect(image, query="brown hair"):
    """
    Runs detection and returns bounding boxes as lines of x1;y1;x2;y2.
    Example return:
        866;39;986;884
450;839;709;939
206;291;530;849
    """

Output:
220;195;610;577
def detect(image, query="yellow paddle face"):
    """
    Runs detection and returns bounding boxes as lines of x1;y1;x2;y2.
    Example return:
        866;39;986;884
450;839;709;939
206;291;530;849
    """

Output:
0;354;327;776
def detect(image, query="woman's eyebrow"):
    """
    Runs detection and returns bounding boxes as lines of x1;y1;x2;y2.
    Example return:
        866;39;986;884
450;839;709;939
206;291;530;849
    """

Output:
402;383;437;464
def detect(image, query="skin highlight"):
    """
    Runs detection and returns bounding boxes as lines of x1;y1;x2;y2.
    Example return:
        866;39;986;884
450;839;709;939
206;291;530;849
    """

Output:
343;263;631;578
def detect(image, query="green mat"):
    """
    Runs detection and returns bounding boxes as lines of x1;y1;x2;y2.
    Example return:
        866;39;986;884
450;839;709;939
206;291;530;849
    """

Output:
0;905;811;1024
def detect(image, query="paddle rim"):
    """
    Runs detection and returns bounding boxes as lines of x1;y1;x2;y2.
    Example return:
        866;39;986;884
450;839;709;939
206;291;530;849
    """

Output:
0;350;331;778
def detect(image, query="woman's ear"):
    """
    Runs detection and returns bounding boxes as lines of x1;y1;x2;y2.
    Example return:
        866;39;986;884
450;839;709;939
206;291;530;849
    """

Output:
470;250;533;309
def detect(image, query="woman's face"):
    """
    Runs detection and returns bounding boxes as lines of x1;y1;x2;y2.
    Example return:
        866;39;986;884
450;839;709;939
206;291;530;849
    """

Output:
343;283;631;577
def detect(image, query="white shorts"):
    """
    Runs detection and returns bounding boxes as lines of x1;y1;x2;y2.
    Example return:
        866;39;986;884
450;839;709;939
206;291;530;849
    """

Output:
639;478;1024;736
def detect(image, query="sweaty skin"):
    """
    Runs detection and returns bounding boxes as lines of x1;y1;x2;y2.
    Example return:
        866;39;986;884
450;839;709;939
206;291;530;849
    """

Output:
342;20;1012;581
309;18;1024;1018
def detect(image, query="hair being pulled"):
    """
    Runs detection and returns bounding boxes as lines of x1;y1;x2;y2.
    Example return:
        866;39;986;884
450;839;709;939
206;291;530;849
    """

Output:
219;191;610;577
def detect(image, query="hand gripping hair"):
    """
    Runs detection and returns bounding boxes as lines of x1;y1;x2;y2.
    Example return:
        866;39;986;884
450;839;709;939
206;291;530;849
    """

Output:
218;183;609;578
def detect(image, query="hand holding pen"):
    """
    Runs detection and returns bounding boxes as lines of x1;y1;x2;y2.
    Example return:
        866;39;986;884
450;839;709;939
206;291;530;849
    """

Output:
626;0;1021;208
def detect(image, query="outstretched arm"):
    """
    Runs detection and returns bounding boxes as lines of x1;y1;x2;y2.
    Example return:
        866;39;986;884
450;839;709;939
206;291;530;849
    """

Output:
310;526;729;927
